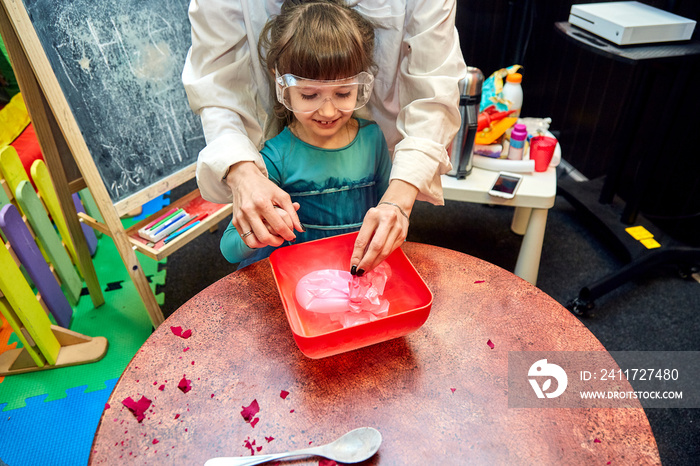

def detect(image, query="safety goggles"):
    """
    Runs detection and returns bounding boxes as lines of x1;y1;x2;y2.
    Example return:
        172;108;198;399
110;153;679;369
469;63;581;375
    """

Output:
275;68;374;114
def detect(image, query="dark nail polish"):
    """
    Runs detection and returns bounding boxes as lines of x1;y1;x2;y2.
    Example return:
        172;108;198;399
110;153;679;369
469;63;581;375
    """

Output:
350;265;357;275
357;268;365;277
300;223;307;232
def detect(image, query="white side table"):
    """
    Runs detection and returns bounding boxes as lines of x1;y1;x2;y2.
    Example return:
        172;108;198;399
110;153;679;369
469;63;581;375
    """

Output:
441;164;557;285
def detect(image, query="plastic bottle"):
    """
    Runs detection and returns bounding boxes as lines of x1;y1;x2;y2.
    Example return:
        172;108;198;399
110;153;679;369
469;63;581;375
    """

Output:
507;123;528;160
502;73;523;118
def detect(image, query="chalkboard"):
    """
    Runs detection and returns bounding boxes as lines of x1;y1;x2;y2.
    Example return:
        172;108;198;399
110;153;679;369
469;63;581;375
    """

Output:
22;0;204;203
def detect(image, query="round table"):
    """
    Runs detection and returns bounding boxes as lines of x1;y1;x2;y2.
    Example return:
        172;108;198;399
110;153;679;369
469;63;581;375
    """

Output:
90;243;660;465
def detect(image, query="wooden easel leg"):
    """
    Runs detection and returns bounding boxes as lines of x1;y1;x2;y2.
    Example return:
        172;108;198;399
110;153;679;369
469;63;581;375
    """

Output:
0;4;104;308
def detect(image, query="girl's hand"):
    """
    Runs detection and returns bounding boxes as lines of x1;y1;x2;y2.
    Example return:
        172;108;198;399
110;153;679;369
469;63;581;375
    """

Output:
350;180;417;275
226;162;303;248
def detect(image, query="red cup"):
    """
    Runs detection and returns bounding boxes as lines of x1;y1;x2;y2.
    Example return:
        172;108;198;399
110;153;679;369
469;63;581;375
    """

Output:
529;136;557;172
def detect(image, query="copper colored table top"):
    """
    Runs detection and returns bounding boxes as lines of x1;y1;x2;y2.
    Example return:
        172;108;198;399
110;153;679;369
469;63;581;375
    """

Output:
90;243;660;465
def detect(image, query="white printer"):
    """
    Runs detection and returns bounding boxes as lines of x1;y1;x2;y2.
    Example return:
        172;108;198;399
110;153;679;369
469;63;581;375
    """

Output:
569;1;696;46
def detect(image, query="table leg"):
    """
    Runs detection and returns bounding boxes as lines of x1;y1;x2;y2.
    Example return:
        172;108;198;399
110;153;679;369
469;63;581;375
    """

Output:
511;206;532;235
513;208;548;285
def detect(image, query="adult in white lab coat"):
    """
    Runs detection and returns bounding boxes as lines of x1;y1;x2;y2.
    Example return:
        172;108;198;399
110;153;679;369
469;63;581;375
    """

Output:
182;0;466;273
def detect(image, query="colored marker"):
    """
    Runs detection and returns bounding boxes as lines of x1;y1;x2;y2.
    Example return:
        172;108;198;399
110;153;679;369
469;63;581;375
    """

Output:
164;221;200;243
143;207;177;230
149;208;184;231
152;211;187;236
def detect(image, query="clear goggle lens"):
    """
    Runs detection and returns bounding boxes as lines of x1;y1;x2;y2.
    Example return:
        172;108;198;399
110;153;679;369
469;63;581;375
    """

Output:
275;68;374;113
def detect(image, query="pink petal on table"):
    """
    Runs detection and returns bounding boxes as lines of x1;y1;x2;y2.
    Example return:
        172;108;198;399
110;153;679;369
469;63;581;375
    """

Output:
105;403;110;409
250;417;260;428
265;436;275;443
280;390;289;400
174;414;180;419
594;438;602;443
184;347;190;352
451;388;456;393
474;280;485;284
178;376;192;393
241;399;260;422
487;339;495;349
319;460;338;466
152;439;159;445
290;409;295;413
181;329;192;339
170;326;182;337
122;396;151;423
159;385;165;391
243;438;255;455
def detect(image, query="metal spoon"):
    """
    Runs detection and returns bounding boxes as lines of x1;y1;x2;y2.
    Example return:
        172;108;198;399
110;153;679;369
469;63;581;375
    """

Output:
204;427;382;466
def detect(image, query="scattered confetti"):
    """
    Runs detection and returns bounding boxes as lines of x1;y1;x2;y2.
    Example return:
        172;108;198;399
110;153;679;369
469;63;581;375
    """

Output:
211;394;215;398
159;385;165;391
280;390;289;400
184;347;190;352
487;339;495;349
290;409;295;413
152;439;159;445
243;438;256;456
241;400;260;422
171;326;193;339
105;403;110;409
250;417;260;428
474;280;485;284
122;396;152;423
178;376;192;393
594;438;602;443
265;436;275;443
174;414;180;419
451;388;456;393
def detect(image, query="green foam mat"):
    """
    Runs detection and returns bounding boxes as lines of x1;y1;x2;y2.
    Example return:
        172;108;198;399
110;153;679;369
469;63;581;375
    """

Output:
0;206;166;410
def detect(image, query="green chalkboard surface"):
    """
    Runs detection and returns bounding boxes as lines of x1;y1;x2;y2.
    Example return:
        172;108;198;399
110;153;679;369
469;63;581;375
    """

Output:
22;0;204;203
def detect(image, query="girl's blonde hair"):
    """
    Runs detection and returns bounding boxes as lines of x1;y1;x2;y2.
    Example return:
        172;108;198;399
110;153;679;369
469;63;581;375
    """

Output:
259;0;375;126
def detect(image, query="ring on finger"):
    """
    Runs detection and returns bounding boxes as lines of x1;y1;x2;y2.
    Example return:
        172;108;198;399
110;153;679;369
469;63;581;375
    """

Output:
241;230;254;239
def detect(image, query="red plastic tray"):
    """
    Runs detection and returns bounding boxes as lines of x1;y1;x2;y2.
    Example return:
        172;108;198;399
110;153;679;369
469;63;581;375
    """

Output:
269;232;433;358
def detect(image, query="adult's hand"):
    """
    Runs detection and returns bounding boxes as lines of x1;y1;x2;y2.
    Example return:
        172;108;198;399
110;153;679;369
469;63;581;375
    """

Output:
225;161;304;248
349;180;418;275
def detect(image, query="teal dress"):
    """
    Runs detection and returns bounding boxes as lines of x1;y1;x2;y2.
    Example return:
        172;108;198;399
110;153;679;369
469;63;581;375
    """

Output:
221;118;391;267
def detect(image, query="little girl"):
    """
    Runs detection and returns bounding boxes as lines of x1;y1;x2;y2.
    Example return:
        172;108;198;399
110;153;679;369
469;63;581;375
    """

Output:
221;0;391;267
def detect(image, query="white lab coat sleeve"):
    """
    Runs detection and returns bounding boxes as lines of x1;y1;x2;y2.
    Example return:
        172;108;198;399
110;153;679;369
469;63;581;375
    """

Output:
182;0;268;204
391;0;466;205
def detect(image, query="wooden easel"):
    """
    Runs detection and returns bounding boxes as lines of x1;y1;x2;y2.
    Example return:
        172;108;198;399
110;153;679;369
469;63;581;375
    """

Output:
0;0;230;327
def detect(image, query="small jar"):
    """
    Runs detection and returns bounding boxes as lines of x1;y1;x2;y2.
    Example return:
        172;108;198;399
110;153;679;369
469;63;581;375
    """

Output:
507;123;528;160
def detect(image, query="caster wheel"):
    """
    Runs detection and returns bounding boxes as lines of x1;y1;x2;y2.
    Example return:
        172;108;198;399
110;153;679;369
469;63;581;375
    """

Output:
678;266;699;280
566;297;594;317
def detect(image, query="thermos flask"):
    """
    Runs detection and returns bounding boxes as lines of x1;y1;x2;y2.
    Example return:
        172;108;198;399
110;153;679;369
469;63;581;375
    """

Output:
447;67;483;179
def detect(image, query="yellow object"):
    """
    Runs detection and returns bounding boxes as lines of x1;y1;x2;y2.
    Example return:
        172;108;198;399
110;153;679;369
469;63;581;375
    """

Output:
640;238;661;249
31;159;83;276
625;225;654;241
475;117;518;145
0;240;60;365
0;93;30;147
